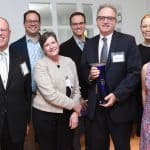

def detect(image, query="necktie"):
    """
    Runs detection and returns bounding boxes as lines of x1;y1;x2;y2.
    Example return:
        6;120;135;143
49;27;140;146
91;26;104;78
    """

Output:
78;41;85;51
100;37;108;63
0;52;8;88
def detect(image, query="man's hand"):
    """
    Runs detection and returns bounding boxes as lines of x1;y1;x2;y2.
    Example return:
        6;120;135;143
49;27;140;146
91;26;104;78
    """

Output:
89;66;100;80
80;98;88;111
100;93;117;107
26;123;30;136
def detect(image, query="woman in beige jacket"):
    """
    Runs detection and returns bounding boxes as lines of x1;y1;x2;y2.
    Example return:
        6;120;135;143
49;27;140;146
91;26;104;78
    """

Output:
32;32;81;150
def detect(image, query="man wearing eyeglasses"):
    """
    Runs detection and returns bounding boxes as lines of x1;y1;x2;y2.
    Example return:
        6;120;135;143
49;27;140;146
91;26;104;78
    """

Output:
81;4;141;150
60;12;88;150
0;17;31;150
10;10;44;94
10;10;44;150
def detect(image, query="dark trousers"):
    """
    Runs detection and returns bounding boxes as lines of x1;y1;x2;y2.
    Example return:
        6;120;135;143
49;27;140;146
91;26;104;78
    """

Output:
87;107;132;150
73;116;88;150
32;107;74;150
0;114;24;150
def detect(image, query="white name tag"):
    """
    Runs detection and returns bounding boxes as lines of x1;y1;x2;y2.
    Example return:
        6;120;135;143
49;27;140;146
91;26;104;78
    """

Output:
20;62;29;76
111;52;125;63
65;77;71;88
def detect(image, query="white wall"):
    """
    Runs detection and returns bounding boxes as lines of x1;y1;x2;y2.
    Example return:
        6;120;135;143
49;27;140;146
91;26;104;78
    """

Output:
0;0;149;44
0;0;28;43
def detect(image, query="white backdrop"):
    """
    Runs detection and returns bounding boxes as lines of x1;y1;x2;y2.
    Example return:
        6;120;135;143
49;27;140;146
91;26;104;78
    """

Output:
0;0;149;44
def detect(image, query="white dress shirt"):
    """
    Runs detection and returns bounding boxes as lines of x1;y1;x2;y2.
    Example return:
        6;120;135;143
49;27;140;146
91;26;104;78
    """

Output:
98;33;113;63
0;48;9;88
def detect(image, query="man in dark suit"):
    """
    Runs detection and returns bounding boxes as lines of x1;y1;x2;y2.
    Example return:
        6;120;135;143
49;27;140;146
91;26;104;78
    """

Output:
10;10;44;150
10;10;44;93
60;12;88;150
0;17;31;150
81;4;141;150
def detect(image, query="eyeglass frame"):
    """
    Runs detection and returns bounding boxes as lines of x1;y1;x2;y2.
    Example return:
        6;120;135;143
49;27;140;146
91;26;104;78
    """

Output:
71;22;85;27
0;28;9;33
25;20;40;24
141;25;150;29
97;16;116;22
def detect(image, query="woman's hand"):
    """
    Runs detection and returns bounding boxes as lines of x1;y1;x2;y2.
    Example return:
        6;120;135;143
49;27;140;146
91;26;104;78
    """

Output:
69;112;79;129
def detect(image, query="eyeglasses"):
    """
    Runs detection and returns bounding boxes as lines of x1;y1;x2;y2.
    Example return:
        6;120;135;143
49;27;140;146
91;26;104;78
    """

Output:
25;20;40;24
0;28;9;33
141;25;150;29
71;22;85;26
97;16;116;22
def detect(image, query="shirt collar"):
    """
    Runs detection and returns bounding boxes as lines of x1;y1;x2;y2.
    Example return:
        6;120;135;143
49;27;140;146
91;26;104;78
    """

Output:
141;42;150;47
73;35;85;44
100;32;113;41
0;48;9;55
26;35;39;43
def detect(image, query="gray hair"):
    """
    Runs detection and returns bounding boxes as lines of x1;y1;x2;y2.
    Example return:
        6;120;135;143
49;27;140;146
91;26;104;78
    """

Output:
97;4;118;18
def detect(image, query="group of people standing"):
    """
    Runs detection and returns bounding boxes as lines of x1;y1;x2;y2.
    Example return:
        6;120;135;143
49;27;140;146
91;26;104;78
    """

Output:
0;3;149;150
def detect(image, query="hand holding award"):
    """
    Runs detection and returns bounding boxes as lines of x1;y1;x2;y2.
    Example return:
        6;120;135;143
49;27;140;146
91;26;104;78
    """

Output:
91;63;107;104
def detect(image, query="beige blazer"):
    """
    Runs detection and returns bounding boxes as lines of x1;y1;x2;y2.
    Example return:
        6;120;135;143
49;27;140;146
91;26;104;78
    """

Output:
32;55;81;113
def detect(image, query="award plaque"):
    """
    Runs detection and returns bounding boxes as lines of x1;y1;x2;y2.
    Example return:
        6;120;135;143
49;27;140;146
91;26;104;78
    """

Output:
92;63;107;104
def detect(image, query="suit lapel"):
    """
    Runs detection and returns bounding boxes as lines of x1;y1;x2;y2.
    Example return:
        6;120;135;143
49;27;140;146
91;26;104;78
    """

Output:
84;35;100;64
21;37;31;71
92;35;100;63
106;31;119;72
6;49;17;89
71;37;82;51
0;76;5;92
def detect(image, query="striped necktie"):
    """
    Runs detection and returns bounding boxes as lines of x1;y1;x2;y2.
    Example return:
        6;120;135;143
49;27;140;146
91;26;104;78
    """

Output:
100;37;108;63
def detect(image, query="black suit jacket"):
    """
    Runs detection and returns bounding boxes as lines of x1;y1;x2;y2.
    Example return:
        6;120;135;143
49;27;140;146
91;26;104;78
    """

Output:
81;31;141;122
0;48;32;142
10;36;31;71
60;36;88;99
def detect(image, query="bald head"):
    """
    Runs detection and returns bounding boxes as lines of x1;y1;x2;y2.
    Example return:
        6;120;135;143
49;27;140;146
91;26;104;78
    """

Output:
0;17;10;29
0;17;11;51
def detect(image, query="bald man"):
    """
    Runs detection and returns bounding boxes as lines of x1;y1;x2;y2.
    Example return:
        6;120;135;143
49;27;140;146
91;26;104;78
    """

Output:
0;17;31;150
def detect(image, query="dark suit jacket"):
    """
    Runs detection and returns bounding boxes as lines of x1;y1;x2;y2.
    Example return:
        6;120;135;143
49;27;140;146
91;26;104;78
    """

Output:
81;31;141;122
10;36;31;71
0;48;32;142
60;36;88;99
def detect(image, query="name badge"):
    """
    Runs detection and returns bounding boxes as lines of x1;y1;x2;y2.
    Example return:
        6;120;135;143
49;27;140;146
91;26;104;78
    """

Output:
111;52;125;63
65;77;71;88
20;62;29;76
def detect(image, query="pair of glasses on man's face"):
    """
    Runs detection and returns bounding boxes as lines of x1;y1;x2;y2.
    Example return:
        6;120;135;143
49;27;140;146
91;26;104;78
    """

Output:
97;16;116;22
25;20;40;24
0;28;9;33
71;22;85;26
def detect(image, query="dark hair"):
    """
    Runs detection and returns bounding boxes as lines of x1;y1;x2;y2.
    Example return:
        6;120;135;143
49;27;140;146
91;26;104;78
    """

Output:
140;14;150;26
69;12;86;25
24;10;41;23
39;32;57;49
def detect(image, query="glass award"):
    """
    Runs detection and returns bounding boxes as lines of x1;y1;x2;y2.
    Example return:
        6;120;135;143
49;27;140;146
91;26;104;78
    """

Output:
92;63;107;104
